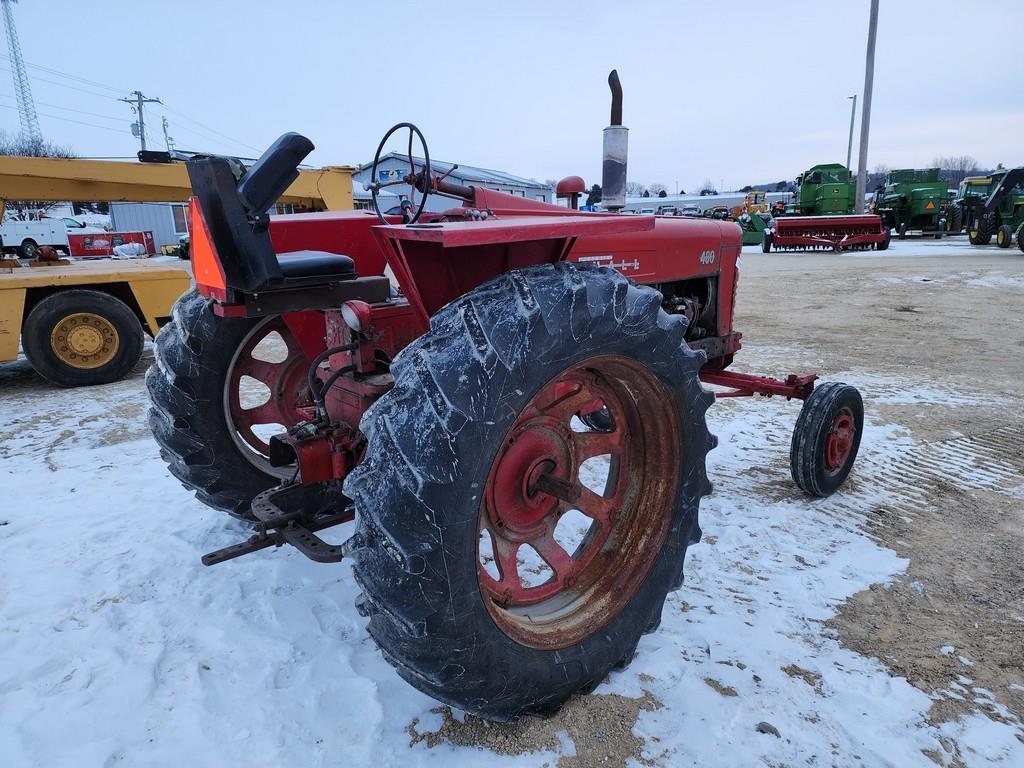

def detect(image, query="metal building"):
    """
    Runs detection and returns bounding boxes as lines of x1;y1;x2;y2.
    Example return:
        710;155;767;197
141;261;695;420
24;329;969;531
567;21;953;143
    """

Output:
109;201;188;252
352;153;552;213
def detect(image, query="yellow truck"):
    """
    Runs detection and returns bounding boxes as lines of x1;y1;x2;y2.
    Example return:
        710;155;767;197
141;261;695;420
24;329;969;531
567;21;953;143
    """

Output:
1;259;190;386
0;154;353;386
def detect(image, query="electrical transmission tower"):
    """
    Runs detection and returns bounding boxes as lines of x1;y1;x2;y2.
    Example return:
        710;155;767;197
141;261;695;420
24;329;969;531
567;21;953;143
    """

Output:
1;0;42;143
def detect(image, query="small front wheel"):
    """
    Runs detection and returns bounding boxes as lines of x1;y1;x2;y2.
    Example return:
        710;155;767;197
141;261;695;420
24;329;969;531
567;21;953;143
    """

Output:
790;382;863;497
996;224;1013;249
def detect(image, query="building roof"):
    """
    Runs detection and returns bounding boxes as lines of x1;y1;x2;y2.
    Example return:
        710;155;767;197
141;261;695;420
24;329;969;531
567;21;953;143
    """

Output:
359;152;550;191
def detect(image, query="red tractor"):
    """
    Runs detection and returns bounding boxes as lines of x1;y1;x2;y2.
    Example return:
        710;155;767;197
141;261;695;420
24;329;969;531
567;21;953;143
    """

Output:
148;72;863;721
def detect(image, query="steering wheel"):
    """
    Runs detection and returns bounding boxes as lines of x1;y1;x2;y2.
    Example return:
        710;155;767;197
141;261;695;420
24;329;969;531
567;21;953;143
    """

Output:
369;122;431;225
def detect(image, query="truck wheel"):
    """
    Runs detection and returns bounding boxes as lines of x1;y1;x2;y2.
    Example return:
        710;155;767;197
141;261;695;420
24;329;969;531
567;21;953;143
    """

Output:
19;239;38;259
996;224;1013;248
147;289;313;519
790;382;863;497
761;231;773;253
21;289;144;387
344;263;715;722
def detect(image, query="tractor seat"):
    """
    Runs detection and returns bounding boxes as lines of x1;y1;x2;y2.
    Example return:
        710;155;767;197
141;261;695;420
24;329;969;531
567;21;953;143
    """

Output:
277;250;357;282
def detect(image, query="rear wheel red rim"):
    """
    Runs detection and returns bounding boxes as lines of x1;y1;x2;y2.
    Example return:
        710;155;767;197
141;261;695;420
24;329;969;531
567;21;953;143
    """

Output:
224;317;312;477
824;408;855;473
478;355;680;650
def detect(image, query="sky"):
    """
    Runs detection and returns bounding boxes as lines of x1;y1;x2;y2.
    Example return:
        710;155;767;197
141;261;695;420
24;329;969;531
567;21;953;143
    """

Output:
1;0;1021;193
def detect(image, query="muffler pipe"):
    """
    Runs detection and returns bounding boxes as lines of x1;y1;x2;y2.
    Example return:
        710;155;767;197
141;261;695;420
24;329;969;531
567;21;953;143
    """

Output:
602;70;628;211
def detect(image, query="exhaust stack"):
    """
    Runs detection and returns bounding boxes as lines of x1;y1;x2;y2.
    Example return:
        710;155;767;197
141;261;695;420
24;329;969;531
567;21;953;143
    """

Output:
601;70;628;211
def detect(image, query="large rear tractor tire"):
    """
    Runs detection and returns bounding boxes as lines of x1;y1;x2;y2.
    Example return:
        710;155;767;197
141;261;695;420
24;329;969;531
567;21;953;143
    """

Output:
949;203;963;233
147;289;314;519
22;289;144;387
790;382;863;497
344;263;715;721
969;216;993;245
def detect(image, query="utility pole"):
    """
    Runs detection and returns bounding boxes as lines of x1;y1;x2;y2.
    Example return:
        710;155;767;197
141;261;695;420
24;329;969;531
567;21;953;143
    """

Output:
119;90;161;152
854;0;879;213
846;94;857;171
1;0;42;144
161;115;175;152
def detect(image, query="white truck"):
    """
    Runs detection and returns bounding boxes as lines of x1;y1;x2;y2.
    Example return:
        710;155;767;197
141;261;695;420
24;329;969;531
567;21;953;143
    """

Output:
0;217;81;258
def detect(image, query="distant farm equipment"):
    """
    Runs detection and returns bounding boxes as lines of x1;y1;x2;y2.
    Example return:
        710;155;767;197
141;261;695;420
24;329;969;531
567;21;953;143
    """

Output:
764;164;889;252
872;168;947;239
963;167;1024;250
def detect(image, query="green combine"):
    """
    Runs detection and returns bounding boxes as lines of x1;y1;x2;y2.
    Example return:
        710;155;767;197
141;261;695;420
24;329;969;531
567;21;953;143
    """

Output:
964;167;1024;250
872;168;947;238
787;163;856;215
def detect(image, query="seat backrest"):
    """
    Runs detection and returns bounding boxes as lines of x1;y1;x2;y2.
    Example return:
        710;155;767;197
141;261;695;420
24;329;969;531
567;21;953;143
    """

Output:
237;133;314;215
186;155;285;293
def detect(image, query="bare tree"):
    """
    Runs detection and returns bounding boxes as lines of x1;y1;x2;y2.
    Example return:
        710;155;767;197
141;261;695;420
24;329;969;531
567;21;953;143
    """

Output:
867;163;890;191
625;181;648;197
648;182;668;196
932;155;980;188
0;131;77;220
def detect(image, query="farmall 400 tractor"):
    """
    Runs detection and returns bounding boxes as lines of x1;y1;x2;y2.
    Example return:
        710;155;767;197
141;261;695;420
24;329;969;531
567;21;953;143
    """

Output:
148;72;864;721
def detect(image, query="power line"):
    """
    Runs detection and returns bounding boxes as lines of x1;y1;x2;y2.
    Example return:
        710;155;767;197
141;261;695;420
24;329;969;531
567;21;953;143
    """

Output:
0;52;263;156
157;102;262;153
0;52;126;94
0;102;128;134
0;64;120;100
0;92;126;123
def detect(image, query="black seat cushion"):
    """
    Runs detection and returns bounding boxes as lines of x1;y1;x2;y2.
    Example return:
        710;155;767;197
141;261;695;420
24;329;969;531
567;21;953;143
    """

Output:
277;250;356;281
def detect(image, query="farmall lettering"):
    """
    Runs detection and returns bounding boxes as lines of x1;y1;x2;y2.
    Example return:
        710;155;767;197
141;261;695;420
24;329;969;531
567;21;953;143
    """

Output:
576;254;641;272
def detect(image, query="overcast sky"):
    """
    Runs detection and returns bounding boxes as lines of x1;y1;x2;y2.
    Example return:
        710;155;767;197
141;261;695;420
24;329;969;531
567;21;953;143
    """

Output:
2;1;1021;193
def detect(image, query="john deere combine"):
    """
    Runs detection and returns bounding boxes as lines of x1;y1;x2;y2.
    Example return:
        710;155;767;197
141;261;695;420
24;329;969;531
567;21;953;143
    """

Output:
764;163;888;252
787;163;856;215
872;168;946;239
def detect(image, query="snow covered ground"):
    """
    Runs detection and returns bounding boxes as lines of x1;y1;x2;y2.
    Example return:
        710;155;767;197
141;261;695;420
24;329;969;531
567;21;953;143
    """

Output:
1;346;1022;767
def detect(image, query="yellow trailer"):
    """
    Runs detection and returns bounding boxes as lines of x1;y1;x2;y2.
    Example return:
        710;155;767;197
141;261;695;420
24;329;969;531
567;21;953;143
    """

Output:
0;154;354;386
0;260;190;386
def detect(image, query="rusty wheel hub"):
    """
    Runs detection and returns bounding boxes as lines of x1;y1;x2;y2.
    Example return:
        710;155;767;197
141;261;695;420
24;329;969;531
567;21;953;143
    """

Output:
478;355;680;649
51;312;119;369
224;317;312;477
824;408;855;473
